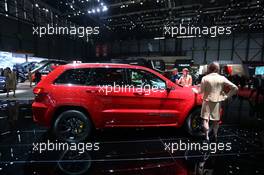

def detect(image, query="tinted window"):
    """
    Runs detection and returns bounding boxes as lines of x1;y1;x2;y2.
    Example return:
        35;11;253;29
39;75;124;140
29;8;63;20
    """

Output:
127;69;166;89
55;68;91;85
88;68;125;86
55;68;126;86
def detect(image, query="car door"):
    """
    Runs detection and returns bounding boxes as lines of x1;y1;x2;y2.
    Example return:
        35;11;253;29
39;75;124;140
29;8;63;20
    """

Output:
83;67;166;126
117;68;178;125
80;67;127;127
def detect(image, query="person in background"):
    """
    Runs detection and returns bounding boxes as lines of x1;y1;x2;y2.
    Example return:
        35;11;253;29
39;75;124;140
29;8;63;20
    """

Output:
170;68;180;84
239;75;247;89
4;67;17;97
0;68;3;76
178;68;192;87
4;67;11;97
15;68;19;84
249;75;262;105
192;62;238;142
28;68;32;87
35;70;42;84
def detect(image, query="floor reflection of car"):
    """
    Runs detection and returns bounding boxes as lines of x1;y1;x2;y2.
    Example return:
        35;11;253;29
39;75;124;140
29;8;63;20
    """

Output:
30;60;68;81
25;147;212;175
0;76;6;92
32;63;205;142
57;150;190;175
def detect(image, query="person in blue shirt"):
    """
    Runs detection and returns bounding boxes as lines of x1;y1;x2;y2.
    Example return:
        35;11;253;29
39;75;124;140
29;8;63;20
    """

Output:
170;68;180;84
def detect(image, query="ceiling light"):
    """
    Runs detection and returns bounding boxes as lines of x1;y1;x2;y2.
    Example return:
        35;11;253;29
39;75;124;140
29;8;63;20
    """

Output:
102;6;108;11
97;8;100;12
154;37;165;40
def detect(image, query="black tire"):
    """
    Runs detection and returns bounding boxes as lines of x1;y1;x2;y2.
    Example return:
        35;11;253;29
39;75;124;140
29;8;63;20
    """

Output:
53;110;92;142
185;108;212;137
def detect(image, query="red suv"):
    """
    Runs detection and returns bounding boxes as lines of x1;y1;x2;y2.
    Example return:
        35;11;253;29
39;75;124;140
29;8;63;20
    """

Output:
32;63;203;142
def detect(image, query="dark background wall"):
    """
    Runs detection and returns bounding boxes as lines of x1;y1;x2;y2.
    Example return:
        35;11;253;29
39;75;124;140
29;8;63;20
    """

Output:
106;33;264;64
0;15;95;61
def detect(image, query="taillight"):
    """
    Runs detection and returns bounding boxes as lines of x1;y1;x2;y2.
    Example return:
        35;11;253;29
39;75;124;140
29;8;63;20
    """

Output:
33;87;44;95
33;87;48;102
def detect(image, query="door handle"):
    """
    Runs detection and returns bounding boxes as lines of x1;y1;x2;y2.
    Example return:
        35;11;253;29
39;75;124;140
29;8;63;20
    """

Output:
133;92;145;96
85;90;98;93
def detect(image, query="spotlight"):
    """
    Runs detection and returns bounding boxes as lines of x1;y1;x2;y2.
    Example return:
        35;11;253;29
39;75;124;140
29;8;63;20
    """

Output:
102;6;108;11
92;9;96;13
97;8;100;12
88;10;91;14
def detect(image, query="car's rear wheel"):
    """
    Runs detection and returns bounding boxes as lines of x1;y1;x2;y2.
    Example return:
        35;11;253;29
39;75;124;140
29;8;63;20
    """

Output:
185;108;212;137
53;110;92;142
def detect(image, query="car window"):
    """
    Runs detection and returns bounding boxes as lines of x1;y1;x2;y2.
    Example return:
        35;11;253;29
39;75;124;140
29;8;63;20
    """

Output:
127;69;166;89
88;68;125;86
55;68;91;85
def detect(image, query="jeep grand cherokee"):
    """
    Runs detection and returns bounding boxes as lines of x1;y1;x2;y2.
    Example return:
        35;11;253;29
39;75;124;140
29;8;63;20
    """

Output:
32;63;204;142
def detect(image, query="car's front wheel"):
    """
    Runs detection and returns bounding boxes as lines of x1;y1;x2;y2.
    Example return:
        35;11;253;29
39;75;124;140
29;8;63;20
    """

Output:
53;110;92;142
185;108;212;137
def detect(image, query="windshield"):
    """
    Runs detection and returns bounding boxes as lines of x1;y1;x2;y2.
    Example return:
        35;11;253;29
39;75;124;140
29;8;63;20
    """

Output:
31;61;48;72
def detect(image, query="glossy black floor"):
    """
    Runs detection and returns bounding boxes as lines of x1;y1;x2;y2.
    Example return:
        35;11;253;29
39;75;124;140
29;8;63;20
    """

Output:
0;96;264;175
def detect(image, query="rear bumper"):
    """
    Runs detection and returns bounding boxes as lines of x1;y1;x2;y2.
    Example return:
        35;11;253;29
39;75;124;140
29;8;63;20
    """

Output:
32;102;53;127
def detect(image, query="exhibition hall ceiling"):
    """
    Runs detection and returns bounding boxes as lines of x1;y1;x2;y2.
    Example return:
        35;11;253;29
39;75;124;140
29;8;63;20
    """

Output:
41;0;264;36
